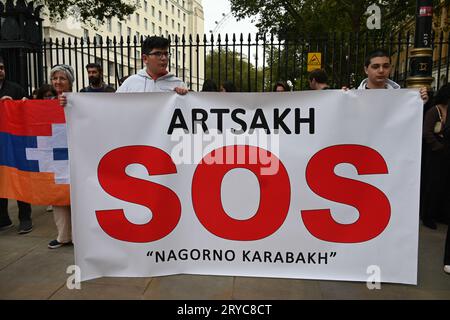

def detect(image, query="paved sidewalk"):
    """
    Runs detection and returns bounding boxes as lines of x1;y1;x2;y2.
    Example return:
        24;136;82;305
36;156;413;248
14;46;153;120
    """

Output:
0;203;449;300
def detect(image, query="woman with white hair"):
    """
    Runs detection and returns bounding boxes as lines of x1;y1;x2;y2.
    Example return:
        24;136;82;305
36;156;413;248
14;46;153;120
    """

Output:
48;64;74;249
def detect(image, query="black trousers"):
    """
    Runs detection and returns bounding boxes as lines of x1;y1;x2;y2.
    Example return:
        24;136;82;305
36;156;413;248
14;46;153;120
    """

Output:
445;226;450;265
421;149;450;224
0;198;32;223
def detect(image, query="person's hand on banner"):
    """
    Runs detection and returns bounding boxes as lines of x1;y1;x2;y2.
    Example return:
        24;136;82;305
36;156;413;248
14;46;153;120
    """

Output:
174;87;188;95
419;87;429;104
0;96;12;100
59;94;67;107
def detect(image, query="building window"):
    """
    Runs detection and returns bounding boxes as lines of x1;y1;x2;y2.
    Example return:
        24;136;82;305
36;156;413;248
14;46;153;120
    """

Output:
158;0;161;5
136;32;140;41
172;5;174;14
178;23;180;32
182;0;185;8
165;0;168;10
159;11;162;21
178;9;180;18
136;13;140;25
183;26;186;34
183;13;186;22
152;6;155;16
165;30;168;38
172;19;174;29
165;15;168;26
107;18;112;32
118;22;122;35
128;14;131;21
144;0;148;11
159;26;162;35
95;33;102;44
144;18;148;30
127;27;132;37
152;22;156;34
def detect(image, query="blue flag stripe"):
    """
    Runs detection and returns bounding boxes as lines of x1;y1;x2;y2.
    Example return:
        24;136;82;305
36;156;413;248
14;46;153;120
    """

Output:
0;132;40;172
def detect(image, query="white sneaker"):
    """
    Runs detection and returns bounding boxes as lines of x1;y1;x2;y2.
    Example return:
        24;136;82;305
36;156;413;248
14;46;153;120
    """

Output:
444;265;450;274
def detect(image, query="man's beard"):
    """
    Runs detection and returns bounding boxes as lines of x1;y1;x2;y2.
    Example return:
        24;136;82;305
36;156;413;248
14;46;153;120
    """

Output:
89;76;101;86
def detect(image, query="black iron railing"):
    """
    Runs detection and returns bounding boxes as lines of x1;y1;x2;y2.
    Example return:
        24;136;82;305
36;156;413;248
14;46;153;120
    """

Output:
7;31;450;94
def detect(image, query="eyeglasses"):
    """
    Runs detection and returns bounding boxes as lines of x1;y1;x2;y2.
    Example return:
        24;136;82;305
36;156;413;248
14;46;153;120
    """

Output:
146;51;171;59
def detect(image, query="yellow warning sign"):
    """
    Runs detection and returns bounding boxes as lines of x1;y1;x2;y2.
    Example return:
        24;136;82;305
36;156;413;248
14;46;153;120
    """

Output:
307;52;321;72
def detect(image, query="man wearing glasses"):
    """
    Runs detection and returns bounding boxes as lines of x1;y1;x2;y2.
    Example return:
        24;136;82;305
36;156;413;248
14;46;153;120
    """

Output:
117;36;188;95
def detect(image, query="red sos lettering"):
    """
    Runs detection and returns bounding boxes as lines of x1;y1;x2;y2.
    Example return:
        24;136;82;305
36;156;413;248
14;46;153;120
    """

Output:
96;144;391;244
96;146;181;243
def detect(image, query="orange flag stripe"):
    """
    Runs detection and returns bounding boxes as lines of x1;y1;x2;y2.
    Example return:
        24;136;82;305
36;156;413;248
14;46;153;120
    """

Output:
0;165;70;205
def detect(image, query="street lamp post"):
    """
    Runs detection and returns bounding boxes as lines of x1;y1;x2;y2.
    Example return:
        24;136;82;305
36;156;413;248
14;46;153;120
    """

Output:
406;0;434;89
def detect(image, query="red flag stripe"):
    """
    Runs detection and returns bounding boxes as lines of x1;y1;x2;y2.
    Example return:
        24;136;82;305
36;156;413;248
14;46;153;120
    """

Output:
0;100;66;136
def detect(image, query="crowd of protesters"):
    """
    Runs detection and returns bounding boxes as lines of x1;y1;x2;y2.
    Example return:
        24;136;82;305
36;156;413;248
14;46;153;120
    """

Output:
0;37;449;274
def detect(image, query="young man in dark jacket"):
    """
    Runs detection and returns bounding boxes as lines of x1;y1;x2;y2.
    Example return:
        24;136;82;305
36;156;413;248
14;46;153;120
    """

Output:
442;114;450;274
0;56;33;234
80;63;115;93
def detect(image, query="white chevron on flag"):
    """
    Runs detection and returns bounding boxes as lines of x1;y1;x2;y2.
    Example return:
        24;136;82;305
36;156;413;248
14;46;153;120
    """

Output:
25;124;69;184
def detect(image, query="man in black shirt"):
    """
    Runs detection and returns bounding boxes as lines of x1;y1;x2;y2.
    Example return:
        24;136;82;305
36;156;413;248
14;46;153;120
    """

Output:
442;114;450;274
308;69;330;90
80;63;115;93
0;59;28;100
0;56;33;234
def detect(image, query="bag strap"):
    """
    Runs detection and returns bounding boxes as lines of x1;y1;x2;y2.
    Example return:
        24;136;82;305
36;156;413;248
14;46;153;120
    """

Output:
436;105;443;122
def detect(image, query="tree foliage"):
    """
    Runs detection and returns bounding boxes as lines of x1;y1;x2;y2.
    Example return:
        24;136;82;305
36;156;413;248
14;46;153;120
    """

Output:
205;49;265;92
229;0;417;36
229;0;430;89
36;0;137;25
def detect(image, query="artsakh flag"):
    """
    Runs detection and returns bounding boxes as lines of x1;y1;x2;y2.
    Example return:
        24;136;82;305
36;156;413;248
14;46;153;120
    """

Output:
0;99;70;205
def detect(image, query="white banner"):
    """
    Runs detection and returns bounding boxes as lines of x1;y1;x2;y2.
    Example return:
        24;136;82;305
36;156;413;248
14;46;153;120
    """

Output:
65;90;422;284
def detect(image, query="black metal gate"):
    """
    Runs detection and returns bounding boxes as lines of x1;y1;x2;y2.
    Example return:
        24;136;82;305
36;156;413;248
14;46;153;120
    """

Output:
0;0;43;96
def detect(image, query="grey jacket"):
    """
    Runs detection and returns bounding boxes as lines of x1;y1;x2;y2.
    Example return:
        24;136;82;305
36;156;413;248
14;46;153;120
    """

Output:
357;78;401;90
116;68;185;93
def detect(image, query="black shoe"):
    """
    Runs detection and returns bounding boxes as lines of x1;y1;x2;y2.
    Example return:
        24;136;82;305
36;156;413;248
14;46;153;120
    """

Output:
423;220;437;230
18;220;33;234
48;239;72;249
0;221;14;231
